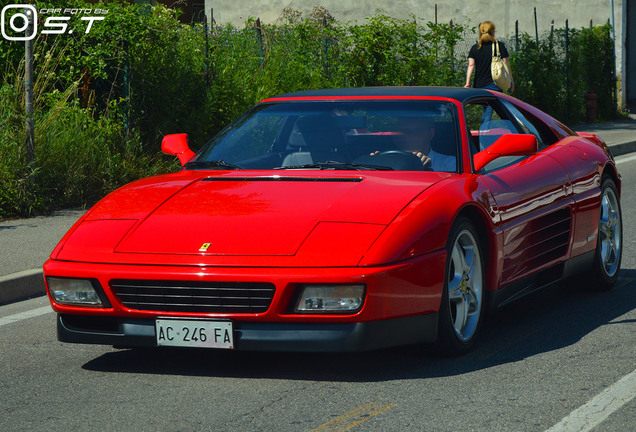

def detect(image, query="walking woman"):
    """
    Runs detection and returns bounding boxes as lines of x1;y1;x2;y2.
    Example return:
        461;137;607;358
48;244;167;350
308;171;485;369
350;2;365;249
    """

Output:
464;21;514;93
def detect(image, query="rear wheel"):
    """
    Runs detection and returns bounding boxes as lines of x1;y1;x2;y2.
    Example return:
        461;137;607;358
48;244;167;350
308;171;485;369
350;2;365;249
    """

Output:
591;176;622;290
436;218;485;355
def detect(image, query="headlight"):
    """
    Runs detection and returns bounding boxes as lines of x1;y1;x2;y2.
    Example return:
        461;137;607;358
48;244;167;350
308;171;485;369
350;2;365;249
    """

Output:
294;284;365;314
47;277;105;307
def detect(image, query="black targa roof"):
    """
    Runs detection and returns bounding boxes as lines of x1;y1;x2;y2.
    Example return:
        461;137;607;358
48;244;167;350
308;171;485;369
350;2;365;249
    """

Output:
266;86;494;103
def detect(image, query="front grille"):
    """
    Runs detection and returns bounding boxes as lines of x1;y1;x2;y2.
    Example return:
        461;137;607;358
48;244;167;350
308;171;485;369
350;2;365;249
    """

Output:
110;279;275;314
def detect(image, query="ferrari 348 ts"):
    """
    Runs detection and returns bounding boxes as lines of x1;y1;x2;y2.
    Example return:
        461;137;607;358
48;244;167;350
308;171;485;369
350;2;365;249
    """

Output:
43;87;622;355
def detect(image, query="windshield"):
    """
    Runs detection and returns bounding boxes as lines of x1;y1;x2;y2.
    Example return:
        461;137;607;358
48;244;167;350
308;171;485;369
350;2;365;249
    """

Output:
192;100;460;172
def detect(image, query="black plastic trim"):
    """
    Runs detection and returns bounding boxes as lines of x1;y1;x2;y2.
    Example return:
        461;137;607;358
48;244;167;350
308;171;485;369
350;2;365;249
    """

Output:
57;313;438;352
488;251;595;311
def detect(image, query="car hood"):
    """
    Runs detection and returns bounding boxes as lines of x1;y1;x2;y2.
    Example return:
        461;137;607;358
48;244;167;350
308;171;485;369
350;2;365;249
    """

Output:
55;171;448;266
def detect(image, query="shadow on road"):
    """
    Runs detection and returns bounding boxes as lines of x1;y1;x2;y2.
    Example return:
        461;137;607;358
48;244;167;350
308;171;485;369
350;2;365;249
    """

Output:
83;269;636;382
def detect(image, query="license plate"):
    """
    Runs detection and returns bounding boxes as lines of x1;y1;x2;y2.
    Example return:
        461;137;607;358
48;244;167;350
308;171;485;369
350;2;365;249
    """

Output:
155;319;234;349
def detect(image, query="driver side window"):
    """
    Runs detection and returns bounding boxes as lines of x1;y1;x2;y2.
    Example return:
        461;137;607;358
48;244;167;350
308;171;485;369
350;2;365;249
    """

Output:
500;100;549;149
464;100;526;173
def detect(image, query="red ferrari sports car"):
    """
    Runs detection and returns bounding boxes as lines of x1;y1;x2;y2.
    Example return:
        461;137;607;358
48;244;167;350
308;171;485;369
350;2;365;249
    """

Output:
43;87;622;355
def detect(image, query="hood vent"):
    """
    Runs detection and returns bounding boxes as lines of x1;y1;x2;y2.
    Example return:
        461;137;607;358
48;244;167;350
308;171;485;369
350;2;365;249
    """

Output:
202;176;363;183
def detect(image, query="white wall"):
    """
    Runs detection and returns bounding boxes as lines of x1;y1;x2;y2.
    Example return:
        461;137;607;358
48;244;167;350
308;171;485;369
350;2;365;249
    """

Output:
204;0;619;35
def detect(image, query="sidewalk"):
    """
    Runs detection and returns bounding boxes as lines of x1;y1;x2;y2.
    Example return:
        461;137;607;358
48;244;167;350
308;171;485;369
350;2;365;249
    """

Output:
0;209;86;304
1;118;635;305
573;118;636;157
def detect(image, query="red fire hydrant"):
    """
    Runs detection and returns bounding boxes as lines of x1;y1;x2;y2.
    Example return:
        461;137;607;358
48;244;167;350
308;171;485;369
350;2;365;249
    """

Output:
584;90;598;123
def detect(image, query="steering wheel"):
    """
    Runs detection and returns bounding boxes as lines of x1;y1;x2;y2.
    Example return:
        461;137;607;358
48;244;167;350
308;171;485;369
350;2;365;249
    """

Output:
375;150;431;171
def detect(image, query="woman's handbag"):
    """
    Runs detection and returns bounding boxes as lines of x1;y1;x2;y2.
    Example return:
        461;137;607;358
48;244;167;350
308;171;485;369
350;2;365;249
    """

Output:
491;42;512;91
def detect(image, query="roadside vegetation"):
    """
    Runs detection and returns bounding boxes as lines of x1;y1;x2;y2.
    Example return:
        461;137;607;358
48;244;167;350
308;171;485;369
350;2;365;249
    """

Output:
0;1;618;218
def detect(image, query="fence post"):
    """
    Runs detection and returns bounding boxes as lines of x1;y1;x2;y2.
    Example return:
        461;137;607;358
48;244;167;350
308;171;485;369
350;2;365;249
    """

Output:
515;20;519;52
550;20;554;40
24;6;35;166
534;8;539;44
204;12;210;89
123;41;131;139
565;19;570;120
409;18;417;86
609;0;617;113
209;8;216;85
450;19;455;86
323;17;329;77
255;18;264;67
549;20;554;56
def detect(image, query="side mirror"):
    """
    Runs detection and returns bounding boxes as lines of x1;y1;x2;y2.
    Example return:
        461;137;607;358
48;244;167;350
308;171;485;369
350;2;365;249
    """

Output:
162;133;195;166
473;134;538;172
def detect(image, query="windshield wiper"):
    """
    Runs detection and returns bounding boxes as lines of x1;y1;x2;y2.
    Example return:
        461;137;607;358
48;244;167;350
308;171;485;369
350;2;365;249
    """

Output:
184;160;243;170
275;161;393;171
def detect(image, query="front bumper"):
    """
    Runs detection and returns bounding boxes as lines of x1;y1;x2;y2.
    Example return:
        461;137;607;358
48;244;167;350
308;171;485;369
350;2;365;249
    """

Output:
57;312;439;352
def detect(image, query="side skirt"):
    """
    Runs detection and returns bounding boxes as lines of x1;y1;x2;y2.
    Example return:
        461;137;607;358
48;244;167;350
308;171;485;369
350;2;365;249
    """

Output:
487;250;595;311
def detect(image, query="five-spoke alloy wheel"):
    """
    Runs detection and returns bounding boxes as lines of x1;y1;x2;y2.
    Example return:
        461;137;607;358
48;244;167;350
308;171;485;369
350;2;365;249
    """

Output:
437;217;485;355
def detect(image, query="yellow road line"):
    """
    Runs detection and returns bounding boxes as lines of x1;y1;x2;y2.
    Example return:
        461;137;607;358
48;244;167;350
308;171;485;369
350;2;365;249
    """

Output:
309;402;396;432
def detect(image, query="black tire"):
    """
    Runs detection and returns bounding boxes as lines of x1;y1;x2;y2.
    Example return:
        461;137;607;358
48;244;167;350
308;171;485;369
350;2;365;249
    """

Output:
589;176;622;291
436;217;486;355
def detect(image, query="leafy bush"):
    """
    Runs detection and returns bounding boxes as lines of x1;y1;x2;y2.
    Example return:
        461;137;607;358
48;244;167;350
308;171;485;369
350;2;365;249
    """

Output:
510;23;616;122
341;13;424;87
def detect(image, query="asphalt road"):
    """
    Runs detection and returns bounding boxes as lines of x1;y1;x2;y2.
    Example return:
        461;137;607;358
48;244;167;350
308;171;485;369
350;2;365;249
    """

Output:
1;154;635;432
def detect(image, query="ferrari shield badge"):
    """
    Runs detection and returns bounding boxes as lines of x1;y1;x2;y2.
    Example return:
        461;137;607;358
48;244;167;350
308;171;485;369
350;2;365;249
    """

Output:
199;243;211;252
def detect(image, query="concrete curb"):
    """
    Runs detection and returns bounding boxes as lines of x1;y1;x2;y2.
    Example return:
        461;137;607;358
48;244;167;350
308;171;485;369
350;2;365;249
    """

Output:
0;269;45;305
609;141;636;158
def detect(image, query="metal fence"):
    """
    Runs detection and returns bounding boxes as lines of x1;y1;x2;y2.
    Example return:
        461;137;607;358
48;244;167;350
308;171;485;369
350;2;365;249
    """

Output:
198;12;616;122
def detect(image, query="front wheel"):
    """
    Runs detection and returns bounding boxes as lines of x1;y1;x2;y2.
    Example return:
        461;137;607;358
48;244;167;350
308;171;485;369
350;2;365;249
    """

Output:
436;218;486;355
